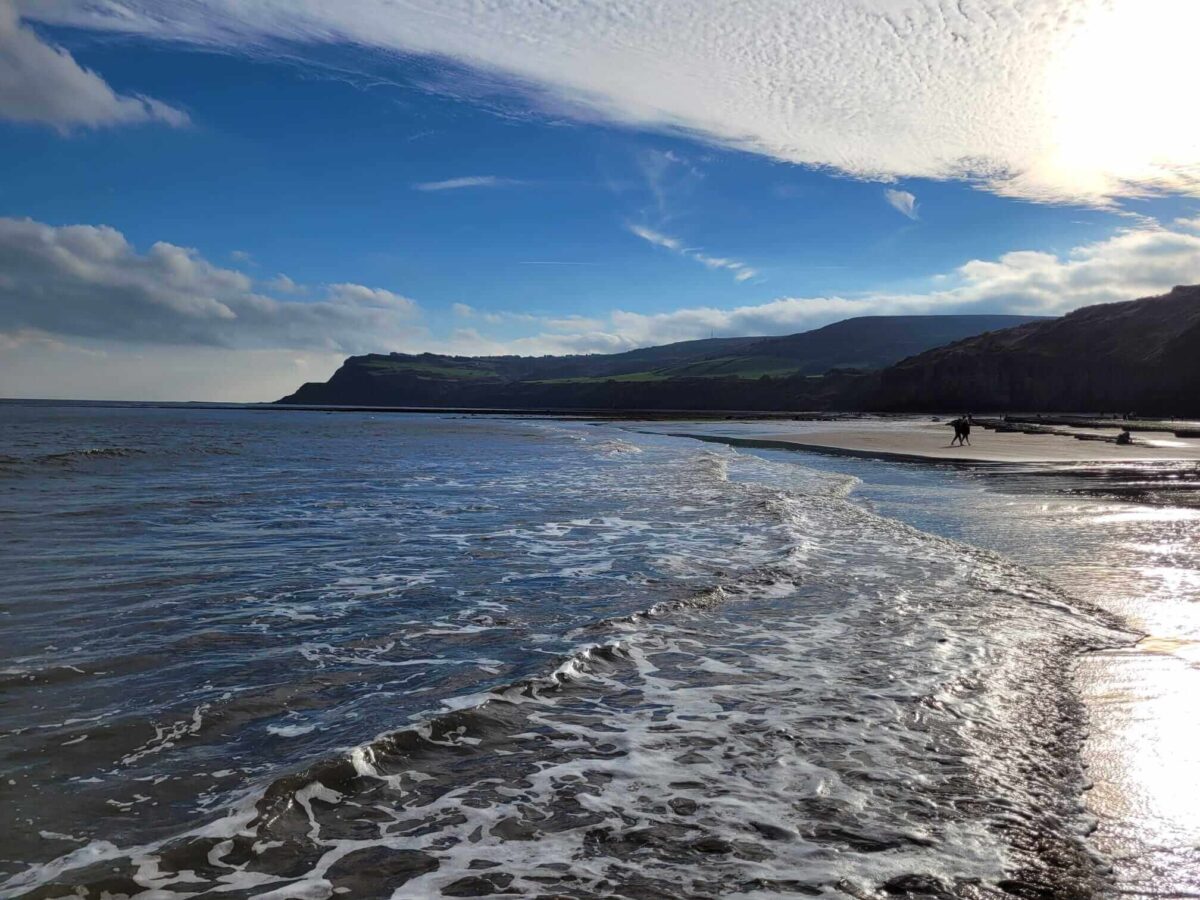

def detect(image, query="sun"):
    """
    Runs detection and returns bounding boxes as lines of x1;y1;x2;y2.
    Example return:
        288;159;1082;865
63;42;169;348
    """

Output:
1040;0;1200;202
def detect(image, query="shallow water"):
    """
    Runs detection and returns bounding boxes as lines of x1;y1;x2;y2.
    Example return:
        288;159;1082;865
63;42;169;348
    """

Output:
650;421;1200;896
1;406;1193;897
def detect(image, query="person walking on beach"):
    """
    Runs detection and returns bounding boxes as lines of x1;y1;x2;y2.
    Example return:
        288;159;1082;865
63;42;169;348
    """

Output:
949;414;972;446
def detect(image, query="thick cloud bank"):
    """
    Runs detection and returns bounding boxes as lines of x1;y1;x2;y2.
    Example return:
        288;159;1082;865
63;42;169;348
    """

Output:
0;0;185;129
4;216;1200;360
0;217;419;351
19;0;1200;202
2;215;1198;400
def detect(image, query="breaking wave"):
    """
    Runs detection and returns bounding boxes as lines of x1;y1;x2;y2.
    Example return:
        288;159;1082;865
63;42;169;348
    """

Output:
2;432;1124;899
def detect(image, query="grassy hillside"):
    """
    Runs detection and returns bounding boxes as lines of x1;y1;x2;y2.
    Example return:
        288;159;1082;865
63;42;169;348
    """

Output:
280;314;1043;409
318;314;1041;384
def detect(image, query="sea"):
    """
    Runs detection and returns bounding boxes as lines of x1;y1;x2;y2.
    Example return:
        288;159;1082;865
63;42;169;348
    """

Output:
2;403;1199;898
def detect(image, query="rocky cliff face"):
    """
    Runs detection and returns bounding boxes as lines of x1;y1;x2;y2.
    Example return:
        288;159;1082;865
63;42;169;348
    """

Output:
873;286;1200;414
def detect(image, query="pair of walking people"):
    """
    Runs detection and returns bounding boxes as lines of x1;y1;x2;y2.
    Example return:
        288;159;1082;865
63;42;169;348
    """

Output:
951;414;972;446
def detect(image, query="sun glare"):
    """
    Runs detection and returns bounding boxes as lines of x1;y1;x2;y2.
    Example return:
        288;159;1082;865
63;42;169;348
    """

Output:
1044;0;1200;201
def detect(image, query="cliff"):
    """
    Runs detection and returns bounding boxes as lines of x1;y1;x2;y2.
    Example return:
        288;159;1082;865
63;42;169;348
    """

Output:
873;285;1200;415
278;314;1040;410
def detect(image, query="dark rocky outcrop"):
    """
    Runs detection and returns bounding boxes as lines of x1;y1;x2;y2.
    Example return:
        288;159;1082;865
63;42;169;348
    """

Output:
873;285;1200;415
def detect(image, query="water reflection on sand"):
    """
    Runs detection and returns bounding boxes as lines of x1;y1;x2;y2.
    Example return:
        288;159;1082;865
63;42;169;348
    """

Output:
870;466;1200;895
845;465;1200;895
660;423;1200;896
1072;506;1200;892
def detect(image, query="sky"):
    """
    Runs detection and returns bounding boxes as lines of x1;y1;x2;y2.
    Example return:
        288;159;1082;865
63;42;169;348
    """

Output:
1;0;1199;401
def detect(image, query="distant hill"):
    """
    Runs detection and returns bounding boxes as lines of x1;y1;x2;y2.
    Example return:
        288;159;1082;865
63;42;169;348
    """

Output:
874;285;1200;415
278;314;1043;409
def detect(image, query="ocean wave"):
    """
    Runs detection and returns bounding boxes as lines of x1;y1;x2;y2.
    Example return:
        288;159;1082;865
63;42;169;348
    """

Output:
1;416;1138;898
592;438;644;456
0;447;147;474
3;471;1126;899
36;447;148;463
0;444;240;472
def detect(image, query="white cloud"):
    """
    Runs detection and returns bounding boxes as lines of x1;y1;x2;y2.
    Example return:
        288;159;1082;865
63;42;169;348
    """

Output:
438;327;640;358
0;217;421;353
628;224;757;282
0;0;186;129
884;189;918;220
433;220;1200;352
413;175;521;192
5;216;1198;399
448;302;538;325
543;314;606;333
21;0;1200;204
266;273;302;293
627;224;683;253
324;282;418;314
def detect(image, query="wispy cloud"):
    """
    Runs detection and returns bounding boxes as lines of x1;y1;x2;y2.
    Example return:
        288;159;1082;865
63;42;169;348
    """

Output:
413;175;522;192
633;148;705;219
433;219;1200;354
884;189;919;221
628;225;683;253
628;224;757;282
24;1;1200;203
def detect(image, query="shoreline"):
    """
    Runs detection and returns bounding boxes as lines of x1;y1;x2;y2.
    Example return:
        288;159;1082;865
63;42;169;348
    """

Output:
4;406;1199;895
669;419;1200;465
667;431;1014;466
662;419;1200;895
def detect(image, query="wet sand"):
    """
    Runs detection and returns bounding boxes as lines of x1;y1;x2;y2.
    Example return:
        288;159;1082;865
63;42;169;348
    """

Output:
668;417;1200;894
689;420;1200;465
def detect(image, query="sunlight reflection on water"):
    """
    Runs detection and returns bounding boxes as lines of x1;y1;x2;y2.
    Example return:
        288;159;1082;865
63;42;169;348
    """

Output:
652;422;1200;896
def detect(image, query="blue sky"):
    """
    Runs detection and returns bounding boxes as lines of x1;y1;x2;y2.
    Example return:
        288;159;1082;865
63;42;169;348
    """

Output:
2;0;1199;400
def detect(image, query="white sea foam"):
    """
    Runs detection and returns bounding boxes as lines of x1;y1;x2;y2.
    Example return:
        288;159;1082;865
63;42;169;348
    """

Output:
0;415;1127;898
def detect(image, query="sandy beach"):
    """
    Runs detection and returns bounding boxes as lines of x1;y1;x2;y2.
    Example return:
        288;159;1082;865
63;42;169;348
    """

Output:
683;418;1200;465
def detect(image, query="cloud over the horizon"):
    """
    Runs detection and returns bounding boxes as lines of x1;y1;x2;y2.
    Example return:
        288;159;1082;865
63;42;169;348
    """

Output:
18;0;1200;203
0;0;186;130
444;220;1200;353
0;217;421;352
4;214;1199;399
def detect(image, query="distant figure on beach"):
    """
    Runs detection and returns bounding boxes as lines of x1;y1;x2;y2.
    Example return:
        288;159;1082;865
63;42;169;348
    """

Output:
950;415;972;446
1116;427;1133;445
